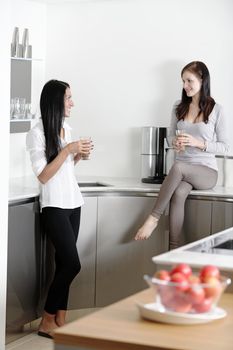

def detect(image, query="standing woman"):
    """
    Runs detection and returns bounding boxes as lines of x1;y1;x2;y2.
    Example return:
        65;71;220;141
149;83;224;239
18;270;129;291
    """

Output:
135;61;229;249
26;80;93;338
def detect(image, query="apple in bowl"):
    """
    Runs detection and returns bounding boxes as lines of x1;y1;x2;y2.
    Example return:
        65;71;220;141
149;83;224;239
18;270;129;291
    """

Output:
145;264;231;314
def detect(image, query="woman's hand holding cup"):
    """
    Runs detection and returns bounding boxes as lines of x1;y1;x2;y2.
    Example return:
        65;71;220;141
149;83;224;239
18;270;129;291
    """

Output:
175;131;201;150
66;138;93;160
174;129;187;152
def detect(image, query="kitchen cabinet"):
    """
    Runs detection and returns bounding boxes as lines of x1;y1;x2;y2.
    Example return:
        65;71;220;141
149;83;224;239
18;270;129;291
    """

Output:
69;195;216;308
211;201;233;234
6;199;41;329
95;196;168;306
68;195;168;309
182;198;212;244
68;197;97;309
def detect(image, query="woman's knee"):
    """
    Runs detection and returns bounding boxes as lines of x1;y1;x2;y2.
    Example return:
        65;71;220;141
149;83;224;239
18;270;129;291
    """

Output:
172;185;190;203
65;258;81;279
71;260;81;276
170;162;184;177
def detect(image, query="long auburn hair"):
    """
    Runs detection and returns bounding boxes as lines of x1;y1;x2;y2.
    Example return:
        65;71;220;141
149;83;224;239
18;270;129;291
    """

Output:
40;79;70;163
176;61;215;123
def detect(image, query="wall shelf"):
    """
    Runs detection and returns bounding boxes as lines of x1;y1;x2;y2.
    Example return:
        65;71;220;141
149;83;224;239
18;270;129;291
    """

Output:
10;119;31;133
10;118;34;122
10;55;42;133
11;57;43;61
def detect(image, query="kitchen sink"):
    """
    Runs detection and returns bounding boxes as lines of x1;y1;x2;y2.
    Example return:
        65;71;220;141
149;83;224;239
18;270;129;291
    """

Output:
186;231;233;256
78;182;111;187
213;239;233;250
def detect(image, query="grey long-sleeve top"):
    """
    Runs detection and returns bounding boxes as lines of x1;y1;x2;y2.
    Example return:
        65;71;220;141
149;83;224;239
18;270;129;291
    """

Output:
167;102;229;171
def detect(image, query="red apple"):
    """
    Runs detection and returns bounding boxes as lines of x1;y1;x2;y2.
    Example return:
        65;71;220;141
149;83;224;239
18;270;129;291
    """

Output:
167;292;192;313
203;276;222;299
170;272;189;291
188;274;200;285
170;263;192;278
199;265;220;282
186;286;205;305
154;270;171;281
192;297;213;313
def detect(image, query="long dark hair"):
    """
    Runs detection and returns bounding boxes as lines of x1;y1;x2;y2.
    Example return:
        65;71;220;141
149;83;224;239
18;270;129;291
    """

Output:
176;61;215;123
40;79;70;163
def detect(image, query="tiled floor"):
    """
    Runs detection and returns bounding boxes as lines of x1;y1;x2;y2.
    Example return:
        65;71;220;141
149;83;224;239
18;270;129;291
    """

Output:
6;332;53;350
6;308;98;350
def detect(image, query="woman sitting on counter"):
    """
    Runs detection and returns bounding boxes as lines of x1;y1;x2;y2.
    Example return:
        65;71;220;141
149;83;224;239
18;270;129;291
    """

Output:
135;61;229;249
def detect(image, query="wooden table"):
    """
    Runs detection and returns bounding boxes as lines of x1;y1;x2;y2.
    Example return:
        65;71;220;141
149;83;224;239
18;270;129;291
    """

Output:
54;288;233;350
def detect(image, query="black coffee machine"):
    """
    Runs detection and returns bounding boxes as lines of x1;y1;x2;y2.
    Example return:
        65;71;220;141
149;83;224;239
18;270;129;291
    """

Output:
141;126;167;184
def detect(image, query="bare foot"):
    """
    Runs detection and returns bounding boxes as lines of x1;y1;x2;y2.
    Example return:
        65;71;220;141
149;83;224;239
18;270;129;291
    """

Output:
38;311;58;335
134;215;159;240
56;310;67;327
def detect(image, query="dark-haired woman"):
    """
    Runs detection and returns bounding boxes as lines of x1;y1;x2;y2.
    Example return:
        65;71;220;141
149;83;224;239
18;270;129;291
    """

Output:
135;61;229;249
26;80;93;338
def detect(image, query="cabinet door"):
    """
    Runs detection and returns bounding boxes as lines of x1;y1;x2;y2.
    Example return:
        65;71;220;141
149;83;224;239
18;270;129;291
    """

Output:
7;200;41;329
182;199;212;244
211;202;233;234
68;197;97;309
96;196;168;307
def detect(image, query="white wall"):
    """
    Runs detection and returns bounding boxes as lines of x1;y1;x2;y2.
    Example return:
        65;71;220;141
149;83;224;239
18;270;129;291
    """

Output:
44;0;233;178
0;2;10;347
9;0;233;179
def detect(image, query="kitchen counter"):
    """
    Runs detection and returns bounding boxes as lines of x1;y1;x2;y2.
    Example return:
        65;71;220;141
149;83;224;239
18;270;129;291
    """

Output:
152;227;233;273
53;288;233;350
8;175;233;203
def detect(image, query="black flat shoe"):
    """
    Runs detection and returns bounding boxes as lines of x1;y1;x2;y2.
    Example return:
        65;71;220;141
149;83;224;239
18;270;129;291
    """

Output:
37;330;53;339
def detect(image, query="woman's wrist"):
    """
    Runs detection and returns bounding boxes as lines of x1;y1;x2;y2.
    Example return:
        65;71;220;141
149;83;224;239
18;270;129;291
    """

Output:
64;144;70;156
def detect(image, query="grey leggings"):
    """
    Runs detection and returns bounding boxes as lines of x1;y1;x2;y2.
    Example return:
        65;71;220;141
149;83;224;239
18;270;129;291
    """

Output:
151;162;218;248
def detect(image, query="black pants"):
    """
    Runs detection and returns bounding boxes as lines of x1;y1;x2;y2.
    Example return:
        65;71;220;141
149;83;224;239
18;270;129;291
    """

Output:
42;206;81;314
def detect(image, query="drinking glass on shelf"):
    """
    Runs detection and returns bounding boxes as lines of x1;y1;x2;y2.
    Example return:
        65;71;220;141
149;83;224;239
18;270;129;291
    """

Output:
10;99;15;119
12;97;26;119
25;103;33;119
19;98;26;119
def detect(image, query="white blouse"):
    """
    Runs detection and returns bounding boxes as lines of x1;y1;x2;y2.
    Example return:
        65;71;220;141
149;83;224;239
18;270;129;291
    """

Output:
26;119;84;210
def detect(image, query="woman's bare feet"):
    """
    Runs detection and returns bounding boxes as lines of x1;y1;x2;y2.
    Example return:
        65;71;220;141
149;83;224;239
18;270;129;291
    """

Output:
38;311;58;338
56;310;67;327
134;215;159;240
